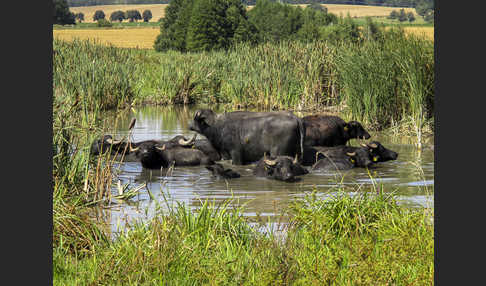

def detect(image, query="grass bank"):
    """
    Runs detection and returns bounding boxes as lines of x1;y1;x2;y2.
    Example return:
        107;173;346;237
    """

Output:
54;186;433;285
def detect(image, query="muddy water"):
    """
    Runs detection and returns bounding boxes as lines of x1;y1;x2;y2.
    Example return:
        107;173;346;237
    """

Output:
96;105;434;236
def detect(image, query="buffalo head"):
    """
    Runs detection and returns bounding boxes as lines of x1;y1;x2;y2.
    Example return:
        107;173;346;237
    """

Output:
361;141;398;162
344;121;371;140
189;109;217;133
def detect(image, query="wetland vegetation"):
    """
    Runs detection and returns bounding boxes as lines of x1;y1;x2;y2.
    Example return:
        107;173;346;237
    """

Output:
52;1;434;283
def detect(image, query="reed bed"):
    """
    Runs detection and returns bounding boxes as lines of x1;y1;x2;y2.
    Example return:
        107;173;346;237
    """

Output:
54;26;433;134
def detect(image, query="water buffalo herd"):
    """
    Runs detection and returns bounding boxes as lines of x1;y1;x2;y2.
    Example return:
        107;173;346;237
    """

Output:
91;109;398;182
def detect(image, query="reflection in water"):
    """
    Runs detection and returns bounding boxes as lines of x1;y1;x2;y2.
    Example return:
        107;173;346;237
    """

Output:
97;105;434;236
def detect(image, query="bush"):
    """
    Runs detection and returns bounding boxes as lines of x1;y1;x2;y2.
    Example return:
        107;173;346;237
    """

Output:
97;18;112;27
93;10;105;21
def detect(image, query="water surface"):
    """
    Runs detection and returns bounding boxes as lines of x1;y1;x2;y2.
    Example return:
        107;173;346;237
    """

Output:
94;105;434;236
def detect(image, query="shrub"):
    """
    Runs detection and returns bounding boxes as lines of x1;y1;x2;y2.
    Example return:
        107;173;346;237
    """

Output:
97;18;112;27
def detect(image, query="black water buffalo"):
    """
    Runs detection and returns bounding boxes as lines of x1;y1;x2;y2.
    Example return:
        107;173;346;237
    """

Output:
90;135;129;156
193;139;222;162
253;155;308;182
205;163;240;179
303;141;398;170
90;134;197;157
303;115;371;147
131;141;214;169
311;147;374;171
364;141;398;162
188;109;305;165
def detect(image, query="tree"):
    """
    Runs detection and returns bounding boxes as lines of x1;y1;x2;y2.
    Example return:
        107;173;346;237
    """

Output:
93;10;105;21
398;9;407;22
75;12;84;22
110;10;125;22
388;10;398;20
424;10;433;23
126;10;142;22
53;0;75;25
308;3;327;13
407;11;415;22
142;10;152;22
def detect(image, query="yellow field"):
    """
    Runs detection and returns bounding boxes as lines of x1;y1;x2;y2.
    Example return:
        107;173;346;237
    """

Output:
403;27;434;41
70;4;168;22
53;28;160;49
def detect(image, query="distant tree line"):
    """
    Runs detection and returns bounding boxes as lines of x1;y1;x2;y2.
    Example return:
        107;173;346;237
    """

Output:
66;0;432;8
154;0;392;53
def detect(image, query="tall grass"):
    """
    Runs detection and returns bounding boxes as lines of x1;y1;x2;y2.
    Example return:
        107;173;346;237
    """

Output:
53;38;139;111
336;27;434;133
54;30;433;135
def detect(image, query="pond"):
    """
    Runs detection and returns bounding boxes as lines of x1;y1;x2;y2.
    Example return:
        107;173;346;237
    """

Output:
93;105;434;237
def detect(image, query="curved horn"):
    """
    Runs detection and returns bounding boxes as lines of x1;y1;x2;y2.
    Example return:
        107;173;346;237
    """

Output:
178;133;197;146
360;143;368;148
129;143;139;152
156;144;166;151
106;138;123;145
264;159;278;166
367;143;378;149
346;152;356;157
293;153;298;164
128;118;136;130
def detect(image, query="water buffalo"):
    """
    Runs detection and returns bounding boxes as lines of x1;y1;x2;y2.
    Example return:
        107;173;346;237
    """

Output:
205;163;240;179
90;134;196;157
303;141;398;170
253;155;308;182
131;141;214;169
90;135;129;156
363;141;398;162
193;139;222;162
303;115;371;147
188;109;305;165
311;147;374;171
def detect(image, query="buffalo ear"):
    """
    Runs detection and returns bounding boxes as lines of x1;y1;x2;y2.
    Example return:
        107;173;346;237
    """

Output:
343;123;349;132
